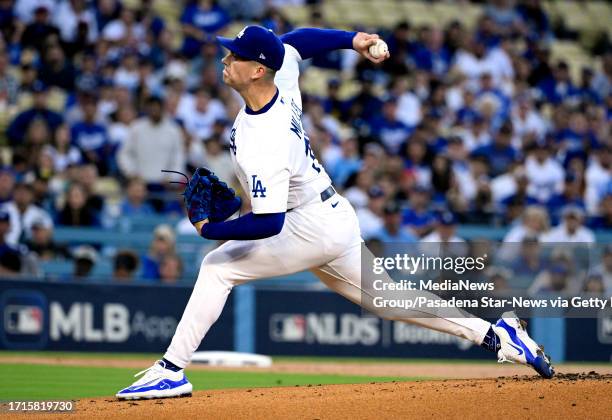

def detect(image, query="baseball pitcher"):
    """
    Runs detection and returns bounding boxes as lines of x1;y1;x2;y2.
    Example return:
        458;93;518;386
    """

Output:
117;26;554;400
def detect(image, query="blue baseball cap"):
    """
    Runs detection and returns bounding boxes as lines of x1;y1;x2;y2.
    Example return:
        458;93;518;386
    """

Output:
216;26;285;71
438;211;457;226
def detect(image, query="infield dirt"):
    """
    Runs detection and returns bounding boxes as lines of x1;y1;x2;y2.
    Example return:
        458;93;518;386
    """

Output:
6;371;612;419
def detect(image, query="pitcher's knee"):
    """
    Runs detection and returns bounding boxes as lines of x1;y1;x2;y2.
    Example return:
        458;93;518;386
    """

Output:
197;256;237;289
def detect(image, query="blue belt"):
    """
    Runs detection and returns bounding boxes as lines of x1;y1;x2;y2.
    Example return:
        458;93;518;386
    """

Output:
320;186;336;202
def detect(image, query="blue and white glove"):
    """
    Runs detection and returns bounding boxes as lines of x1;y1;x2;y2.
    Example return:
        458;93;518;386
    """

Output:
186;168;242;223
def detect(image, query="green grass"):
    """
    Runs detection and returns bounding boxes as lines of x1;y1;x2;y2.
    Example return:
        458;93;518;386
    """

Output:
2;351;610;366
0;363;418;400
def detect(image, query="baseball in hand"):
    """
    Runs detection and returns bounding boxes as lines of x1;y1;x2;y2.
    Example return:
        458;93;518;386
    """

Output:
369;39;388;59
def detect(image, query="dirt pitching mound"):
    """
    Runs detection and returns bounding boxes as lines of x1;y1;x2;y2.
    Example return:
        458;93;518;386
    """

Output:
11;372;612;420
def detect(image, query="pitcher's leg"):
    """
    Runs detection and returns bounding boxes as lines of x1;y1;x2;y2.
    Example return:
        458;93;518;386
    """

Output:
164;217;341;368
312;244;491;345
163;258;234;367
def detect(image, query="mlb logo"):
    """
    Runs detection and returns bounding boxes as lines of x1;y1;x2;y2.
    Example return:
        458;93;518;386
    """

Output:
598;313;612;344
5;305;43;334
269;314;306;342
0;289;48;349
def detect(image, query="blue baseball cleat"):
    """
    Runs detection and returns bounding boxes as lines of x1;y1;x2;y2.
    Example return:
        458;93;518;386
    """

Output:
116;361;193;400
492;312;555;379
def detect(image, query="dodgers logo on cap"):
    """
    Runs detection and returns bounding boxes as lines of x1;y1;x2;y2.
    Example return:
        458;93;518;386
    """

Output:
217;25;285;71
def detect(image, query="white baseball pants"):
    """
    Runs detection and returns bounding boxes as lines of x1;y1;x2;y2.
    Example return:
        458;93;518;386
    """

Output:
164;194;492;367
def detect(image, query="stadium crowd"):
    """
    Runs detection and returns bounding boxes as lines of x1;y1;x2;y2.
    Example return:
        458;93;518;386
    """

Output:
0;0;610;292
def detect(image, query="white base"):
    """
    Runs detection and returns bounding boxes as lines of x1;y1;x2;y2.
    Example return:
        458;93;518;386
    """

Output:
191;351;272;367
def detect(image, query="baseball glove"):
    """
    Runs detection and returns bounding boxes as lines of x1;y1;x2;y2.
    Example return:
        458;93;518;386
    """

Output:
163;168;242;224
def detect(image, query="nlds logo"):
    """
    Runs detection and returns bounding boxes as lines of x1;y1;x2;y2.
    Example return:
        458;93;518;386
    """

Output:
597;313;612;344
270;313;380;346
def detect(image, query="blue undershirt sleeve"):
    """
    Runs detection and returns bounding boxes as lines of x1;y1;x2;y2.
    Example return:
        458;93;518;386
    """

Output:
200;212;285;240
280;28;357;60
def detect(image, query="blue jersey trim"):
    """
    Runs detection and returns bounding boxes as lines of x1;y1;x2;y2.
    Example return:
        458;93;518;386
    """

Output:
245;88;279;115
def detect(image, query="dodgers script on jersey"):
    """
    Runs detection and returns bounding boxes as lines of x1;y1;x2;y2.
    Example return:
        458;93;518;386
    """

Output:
229;44;332;213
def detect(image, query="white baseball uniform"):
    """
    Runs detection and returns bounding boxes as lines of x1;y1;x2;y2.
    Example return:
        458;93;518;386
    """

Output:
163;44;491;367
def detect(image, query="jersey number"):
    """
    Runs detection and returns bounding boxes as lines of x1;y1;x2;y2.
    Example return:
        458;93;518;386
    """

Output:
251;175;267;198
304;134;321;173
229;128;237;155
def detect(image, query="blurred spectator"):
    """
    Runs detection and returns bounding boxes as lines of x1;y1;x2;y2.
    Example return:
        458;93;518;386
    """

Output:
0;167;16;205
547;174;586;223
430;154;455;205
370;97;412;154
77;164;105;214
525;140;564;203
117;95;186;189
0;49;18;109
516;0;552;40
413;27;451;77
585;145;612;212
6;80;63;146
15;0;56;23
529;245;583;293
23;219;69;260
471;121;517;177
356;186;385;240
344;169;374;209
582;273;605;294
421;211;468;256
591;246;612;294
421;211;465;243
375;200;417;243
102;7;145;47
159;253;183;284
499;167;539;222
71;244;97;279
0;0;21;46
0;210;22;275
402;136;430;187
108;104;137;151
70;93;110;174
507;236;548;287
119;177;155;217
485;266;511;292
502;205;550;244
540;205;595;243
529;264;571;294
113;249;140;282
322;78;349;122
20;118;51;168
201;135;234;184
402;185;436;237
1;182;53;246
38;39;76;91
590;193;612;230
54;0;99;44
56;182;99;227
180;0;231;58
511;97;547;140
329;137;361;187
43;124;82;173
177;86;227;143
21;2;60;54
537;61;578;105
141;224;176;280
